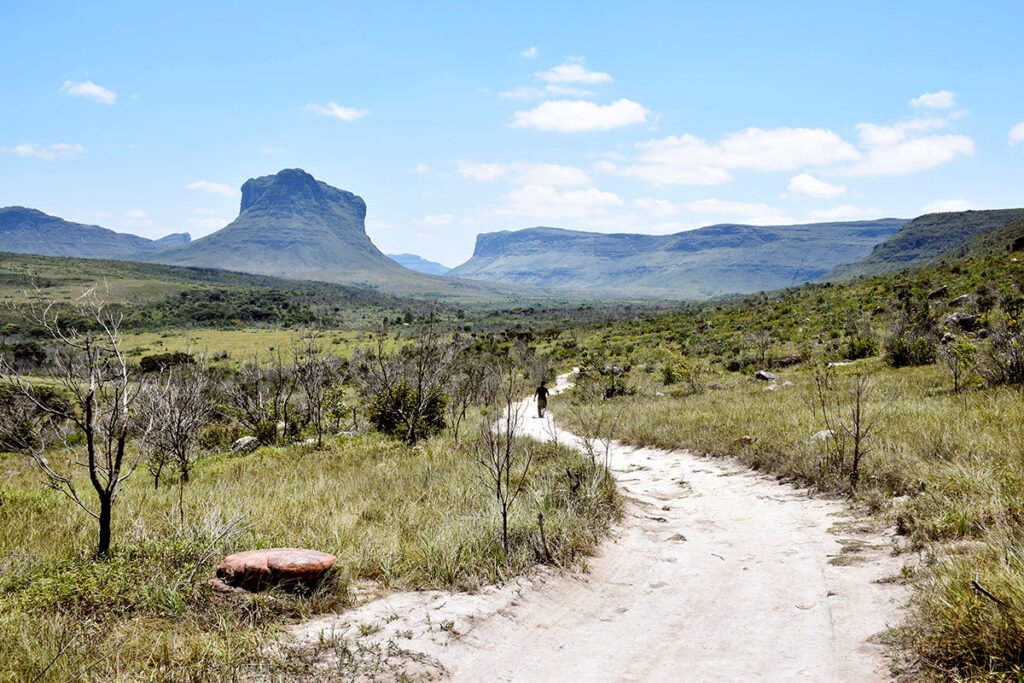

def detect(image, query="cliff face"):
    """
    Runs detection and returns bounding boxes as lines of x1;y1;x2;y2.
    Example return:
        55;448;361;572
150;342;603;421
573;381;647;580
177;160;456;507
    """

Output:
448;220;906;299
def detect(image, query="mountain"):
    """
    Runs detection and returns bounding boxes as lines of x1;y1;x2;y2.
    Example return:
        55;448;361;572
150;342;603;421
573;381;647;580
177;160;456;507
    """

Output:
447;220;905;299
0;206;190;260
388;253;450;275
823;208;1024;281
147;169;533;302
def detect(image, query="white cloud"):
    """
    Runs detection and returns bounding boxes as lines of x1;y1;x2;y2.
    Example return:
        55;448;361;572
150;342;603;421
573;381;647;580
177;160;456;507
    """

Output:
909;90;956;109
418;213;453;226
634;197;681;217
805;204;882;221
922;198;974;213
500;84;595;100
185;180;236;197
456;160;508;182
306;101;368;121
60;80;117;104
621;128;858;186
1009;121;1024;145
512;98;649;132
535;59;612;85
841;133;974;176
784;173;846;199
414;162;431;174
680;198;794;225
497;185;623;219
521;46;538;59
1;143;86;159
456;161;591;187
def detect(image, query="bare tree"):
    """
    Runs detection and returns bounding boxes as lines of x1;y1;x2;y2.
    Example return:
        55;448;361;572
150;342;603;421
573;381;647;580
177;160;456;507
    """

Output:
225;351;297;445
355;304;467;445
0;289;153;557
293;332;342;448
447;354;490;444
137;363;214;522
564;371;624;472
476;356;535;555
810;366;898;491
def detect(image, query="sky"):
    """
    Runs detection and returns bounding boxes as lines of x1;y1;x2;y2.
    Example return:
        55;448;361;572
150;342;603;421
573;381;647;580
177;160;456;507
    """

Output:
1;1;1023;267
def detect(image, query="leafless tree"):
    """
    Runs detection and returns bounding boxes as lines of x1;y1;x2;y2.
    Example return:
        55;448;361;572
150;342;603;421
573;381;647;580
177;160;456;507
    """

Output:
293;332;343;448
137;363;214;522
0;288;153;557
447;355;490;444
810;366;898;491
564;372;624;472
355;304;467;445
476;356;535;555
225;351;297;445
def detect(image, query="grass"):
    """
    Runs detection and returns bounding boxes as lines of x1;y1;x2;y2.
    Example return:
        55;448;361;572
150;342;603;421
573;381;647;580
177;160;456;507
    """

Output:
0;430;620;680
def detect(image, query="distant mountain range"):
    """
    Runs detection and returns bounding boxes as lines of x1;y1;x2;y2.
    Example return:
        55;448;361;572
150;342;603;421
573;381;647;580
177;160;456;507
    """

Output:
0;207;189;260
2;168;1021;301
387;253;450;275
447;221;905;298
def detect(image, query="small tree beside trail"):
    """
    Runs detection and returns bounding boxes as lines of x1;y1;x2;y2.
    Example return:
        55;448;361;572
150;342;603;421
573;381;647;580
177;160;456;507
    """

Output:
0;289;155;558
809;366;898;491
476;355;535;556
293;332;343;448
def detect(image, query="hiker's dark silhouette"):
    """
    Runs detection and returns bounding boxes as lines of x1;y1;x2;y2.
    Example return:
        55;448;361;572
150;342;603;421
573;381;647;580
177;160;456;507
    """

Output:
535;382;549;418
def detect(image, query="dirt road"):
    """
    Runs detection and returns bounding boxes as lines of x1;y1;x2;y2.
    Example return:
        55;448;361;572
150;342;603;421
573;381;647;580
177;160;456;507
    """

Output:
290;373;907;681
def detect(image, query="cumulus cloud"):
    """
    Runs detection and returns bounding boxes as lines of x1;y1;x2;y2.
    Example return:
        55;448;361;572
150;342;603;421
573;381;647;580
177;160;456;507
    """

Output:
805;204;882;221
185;180;236;197
1;143;86;159
1009;121;1024;145
60;80;117;104
500;84;595;100
496;185;623;219
535;59;612;85
521;46;538;59
418;213;453;226
784;173;846;199
620;128;858;186
306;101;368;121
456;161;591;187
512;98;649;132
841;132;973;176
456;161;509;182
922;198;974;213
909;90;957;109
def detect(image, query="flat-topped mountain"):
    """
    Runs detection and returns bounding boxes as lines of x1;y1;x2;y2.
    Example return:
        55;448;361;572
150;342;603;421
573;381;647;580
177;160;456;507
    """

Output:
447;220;905;299
0;207;190;260
823;208;1024;281
152;168;411;286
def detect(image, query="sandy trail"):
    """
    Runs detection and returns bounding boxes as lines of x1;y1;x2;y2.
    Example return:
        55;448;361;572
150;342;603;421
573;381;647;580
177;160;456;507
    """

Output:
290;372;907;682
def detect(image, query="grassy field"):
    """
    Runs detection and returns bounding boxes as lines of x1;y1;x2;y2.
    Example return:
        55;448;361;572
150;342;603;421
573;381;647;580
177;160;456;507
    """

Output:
0;429;620;680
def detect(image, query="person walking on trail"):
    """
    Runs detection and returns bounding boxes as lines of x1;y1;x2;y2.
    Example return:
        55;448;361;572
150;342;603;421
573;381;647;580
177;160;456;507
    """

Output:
535;382;550;418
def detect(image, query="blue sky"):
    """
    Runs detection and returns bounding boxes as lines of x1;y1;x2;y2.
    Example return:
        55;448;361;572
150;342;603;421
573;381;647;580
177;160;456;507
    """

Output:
1;1;1022;266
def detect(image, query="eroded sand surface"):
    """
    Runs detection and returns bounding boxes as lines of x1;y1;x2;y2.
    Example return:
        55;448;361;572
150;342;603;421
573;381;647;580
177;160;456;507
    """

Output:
289;372;907;682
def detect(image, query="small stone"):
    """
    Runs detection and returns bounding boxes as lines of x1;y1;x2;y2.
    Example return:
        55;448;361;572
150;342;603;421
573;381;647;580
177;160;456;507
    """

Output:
230;436;258;453
927;285;949;300
754;370;777;382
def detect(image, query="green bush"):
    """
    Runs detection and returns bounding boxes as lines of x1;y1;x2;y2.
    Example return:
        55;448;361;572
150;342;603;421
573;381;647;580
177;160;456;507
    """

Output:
367;382;447;443
844;335;879;360
885;334;936;367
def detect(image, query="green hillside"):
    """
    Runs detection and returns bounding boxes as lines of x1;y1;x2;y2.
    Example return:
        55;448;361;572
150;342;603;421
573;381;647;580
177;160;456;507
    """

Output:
824;208;1024;281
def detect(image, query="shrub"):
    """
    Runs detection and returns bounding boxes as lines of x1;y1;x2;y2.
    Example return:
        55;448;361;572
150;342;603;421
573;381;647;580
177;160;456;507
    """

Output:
885;334;936;368
367;382;447;443
844;335;879;361
139;352;195;374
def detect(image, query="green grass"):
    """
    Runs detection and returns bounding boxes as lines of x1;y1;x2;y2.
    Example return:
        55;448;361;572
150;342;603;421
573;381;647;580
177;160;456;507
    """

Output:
0;431;620;680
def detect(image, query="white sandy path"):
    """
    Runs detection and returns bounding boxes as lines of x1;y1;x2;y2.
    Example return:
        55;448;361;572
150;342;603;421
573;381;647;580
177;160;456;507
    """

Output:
290;372;907;682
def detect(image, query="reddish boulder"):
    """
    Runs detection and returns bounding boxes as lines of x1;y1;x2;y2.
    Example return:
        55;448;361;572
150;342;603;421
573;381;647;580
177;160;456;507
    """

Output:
215;548;336;592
